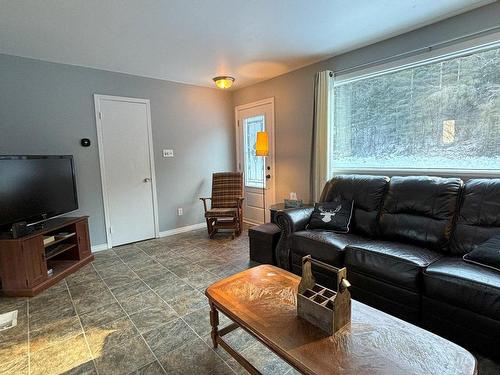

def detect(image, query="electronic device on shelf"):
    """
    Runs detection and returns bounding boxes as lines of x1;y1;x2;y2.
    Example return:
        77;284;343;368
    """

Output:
10;221;32;238
43;235;55;245
0;155;79;237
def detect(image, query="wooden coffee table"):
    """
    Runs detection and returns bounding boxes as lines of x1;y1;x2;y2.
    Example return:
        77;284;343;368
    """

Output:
205;265;477;375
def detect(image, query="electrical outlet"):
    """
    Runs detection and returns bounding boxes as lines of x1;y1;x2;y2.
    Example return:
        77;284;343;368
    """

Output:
163;149;174;158
0;310;18;332
177;208;183;216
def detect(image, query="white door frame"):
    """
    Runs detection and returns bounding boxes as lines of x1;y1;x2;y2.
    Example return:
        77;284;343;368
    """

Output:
235;97;276;223
94;94;160;249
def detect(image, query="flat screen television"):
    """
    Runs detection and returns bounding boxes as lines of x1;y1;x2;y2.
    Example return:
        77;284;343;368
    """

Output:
0;155;78;229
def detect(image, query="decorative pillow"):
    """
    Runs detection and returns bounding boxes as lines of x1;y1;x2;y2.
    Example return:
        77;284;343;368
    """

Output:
307;198;354;233
463;234;500;272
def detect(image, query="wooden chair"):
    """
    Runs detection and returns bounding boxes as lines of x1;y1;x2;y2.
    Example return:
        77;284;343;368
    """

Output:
200;172;244;239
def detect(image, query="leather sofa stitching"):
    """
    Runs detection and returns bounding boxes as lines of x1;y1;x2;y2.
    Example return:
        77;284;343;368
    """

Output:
423;269;500;292
348;266;422;294
346;245;441;267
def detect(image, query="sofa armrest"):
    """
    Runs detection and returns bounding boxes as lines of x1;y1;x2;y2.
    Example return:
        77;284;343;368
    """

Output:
274;207;314;270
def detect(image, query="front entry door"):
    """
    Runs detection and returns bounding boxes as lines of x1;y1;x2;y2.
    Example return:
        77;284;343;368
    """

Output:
94;95;159;247
236;99;275;224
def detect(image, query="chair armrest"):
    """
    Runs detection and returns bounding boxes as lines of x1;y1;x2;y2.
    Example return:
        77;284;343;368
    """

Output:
274;207;314;270
199;197;212;212
236;197;244;208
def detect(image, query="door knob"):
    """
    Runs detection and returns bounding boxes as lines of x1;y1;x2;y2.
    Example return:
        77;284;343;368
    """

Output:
144;178;151;182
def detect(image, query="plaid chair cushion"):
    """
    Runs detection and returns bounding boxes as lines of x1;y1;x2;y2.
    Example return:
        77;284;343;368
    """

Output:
211;172;243;208
205;207;238;218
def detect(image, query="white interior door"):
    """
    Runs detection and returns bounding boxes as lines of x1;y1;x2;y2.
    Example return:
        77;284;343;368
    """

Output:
236;98;276;224
94;95;159;247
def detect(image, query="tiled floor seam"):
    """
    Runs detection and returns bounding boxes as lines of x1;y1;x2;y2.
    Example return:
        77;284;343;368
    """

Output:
27;298;31;375
65;280;100;375
111;244;239;374
90;260;169;375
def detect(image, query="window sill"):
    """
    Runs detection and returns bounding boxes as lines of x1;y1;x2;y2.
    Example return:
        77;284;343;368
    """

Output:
331;168;500;178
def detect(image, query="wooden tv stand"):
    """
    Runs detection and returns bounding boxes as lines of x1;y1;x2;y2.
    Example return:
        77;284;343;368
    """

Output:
0;216;94;297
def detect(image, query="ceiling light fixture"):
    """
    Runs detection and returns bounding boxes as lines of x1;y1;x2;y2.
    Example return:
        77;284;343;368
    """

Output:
213;76;235;89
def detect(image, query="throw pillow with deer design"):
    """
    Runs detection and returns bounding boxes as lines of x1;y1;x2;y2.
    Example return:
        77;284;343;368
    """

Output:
307;196;354;232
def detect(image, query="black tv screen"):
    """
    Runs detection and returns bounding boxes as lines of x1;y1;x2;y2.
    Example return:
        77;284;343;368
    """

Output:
0;155;78;227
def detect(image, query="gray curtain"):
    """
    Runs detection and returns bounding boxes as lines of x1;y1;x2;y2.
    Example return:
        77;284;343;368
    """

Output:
311;70;333;201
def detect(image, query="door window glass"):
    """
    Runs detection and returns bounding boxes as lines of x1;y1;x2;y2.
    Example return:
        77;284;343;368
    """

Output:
243;115;265;188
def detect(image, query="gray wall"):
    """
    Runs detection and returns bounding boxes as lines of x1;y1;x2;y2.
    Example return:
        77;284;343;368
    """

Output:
1;2;499;246
232;2;500;203
0;54;234;246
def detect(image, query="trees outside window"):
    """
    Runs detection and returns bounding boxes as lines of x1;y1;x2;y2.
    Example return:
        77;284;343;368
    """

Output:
331;47;500;171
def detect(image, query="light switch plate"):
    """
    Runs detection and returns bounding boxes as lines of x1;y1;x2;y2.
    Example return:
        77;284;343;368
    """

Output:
163;149;174;158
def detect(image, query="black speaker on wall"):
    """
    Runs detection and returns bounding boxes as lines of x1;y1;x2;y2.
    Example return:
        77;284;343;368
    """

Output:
81;138;91;147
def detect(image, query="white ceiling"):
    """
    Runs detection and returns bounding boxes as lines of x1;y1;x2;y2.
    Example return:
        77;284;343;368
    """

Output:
0;0;493;89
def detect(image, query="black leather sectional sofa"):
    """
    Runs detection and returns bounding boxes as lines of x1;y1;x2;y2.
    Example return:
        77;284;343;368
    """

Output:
274;175;500;359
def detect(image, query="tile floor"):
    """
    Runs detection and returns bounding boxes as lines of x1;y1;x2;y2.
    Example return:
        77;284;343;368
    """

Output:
0;228;297;375
0;227;499;375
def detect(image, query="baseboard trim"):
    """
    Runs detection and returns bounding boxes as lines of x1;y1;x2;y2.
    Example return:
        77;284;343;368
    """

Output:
91;243;109;252
159;222;206;237
91;223;205;252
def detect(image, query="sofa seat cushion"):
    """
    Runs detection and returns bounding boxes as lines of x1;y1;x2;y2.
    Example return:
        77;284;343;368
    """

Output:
423;257;500;320
345;241;442;292
204;207;238;217
290;231;370;266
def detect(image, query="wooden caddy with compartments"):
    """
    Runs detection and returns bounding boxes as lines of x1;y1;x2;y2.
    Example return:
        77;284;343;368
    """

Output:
297;255;351;335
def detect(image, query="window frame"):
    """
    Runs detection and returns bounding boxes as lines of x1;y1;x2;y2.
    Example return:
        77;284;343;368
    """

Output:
329;37;500;177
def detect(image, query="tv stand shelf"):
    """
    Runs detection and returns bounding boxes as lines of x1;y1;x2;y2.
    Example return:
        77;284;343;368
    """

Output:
0;216;94;297
44;232;76;248
46;243;77;260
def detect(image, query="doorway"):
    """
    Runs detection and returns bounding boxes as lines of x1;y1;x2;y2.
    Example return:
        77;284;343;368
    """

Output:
94;95;159;248
235;98;276;224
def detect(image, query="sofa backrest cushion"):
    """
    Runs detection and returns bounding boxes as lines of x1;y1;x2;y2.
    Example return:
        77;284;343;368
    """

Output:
320;174;389;237
379;176;462;251
450;179;500;255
